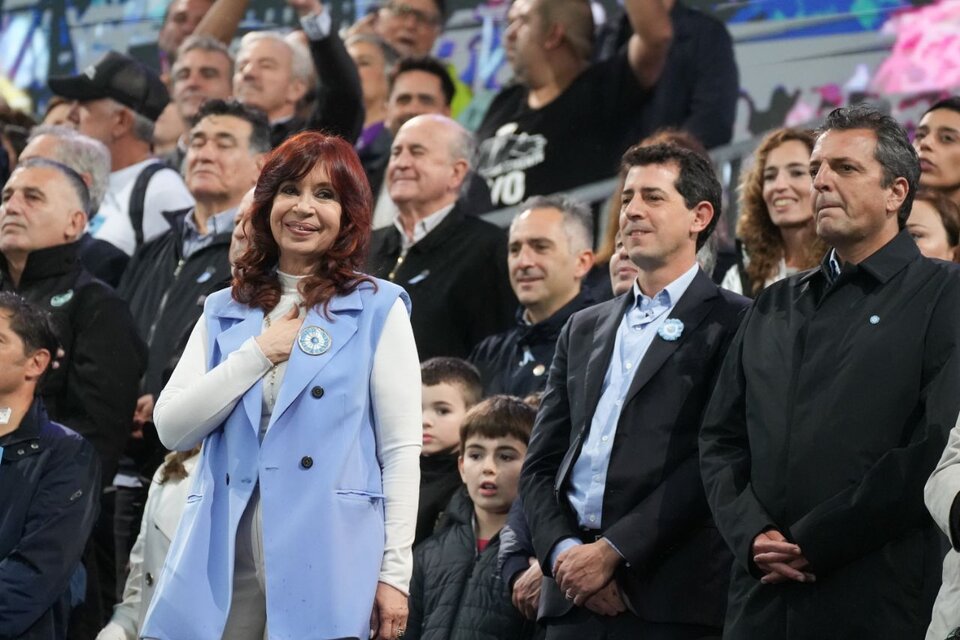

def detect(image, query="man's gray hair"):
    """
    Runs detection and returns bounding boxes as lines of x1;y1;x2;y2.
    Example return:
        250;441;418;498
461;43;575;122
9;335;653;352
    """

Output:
27;125;110;214
449;125;476;169
239;31;314;87
176;34;235;77
514;193;594;252
130;108;157;144
344;34;400;75
17;157;92;216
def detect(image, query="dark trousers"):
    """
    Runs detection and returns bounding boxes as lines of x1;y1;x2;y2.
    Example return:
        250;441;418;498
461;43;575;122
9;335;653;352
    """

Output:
68;488;116;640
544;607;721;640
114;483;149;596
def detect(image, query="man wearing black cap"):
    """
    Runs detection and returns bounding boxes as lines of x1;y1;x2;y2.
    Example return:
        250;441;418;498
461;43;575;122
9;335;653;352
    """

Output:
50;51;195;258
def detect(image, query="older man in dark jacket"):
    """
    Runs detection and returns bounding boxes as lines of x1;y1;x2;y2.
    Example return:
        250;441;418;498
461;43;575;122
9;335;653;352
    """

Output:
0;293;100;640
366;115;515;360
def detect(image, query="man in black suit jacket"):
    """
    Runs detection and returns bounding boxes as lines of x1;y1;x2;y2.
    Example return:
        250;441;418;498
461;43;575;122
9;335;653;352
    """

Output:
520;143;749;639
365;114;515;360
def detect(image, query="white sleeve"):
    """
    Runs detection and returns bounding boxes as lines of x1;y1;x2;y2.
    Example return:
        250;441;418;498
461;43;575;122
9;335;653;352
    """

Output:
925;418;960;542
142;168;195;244
153;314;272;451
371;298;423;594
97;471;165;640
720;264;743;295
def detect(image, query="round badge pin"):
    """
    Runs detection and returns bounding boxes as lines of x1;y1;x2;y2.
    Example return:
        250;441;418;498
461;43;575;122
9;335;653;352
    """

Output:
298;326;332;356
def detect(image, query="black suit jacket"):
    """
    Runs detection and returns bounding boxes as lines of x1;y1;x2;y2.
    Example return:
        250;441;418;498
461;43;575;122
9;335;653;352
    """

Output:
365;204;516;360
520;269;748;628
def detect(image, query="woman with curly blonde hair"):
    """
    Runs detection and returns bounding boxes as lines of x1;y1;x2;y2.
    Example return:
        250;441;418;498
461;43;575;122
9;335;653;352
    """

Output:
721;128;827;297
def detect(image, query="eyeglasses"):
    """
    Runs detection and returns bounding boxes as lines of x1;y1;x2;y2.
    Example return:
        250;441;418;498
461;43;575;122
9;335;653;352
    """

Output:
382;2;442;27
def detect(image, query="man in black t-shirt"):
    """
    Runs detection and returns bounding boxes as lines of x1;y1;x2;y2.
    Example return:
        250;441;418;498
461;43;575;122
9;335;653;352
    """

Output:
475;0;673;208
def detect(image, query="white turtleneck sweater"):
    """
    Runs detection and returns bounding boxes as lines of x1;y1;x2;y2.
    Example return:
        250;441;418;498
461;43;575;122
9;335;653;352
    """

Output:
154;272;422;592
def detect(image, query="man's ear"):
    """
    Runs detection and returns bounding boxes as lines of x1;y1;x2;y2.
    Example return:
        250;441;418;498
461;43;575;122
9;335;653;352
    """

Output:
458;454;466;482
573;249;595;280
543;20;566;52
112;107;133;140
24;348;51;383
690;201;715;237
286;78;309;107
449;159;470;192
886;177;910;217
64;209;87;242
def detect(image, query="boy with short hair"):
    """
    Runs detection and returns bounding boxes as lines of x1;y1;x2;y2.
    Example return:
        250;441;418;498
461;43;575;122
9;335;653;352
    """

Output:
406;395;537;640
417;357;483;546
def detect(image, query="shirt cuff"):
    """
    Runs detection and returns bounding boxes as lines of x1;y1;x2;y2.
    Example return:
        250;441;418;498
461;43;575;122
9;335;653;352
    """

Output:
299;6;332;40
549;537;582;574
601;536;627;564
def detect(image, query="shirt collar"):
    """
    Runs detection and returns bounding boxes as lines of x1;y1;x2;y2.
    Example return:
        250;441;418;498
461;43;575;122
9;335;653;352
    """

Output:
819;230;919;286
394;203;456;251
183;206;238;239
630;262;700;310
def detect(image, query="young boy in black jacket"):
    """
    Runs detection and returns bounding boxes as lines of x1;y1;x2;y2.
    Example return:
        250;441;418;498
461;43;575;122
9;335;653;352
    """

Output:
406;395;537;640
416;357;483;546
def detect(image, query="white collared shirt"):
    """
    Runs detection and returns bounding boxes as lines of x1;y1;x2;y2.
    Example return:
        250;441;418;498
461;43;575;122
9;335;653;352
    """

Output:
393;203;456;252
92;159;195;256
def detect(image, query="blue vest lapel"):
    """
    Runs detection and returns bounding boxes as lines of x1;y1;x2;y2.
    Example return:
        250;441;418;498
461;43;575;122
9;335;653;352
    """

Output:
211;300;265;434
268;289;363;428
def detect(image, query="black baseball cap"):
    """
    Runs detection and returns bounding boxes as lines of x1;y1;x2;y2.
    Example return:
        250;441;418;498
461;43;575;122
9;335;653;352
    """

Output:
48;51;169;122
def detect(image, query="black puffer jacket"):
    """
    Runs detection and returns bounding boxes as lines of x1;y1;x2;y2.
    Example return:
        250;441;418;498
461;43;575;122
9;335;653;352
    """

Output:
407;488;536;640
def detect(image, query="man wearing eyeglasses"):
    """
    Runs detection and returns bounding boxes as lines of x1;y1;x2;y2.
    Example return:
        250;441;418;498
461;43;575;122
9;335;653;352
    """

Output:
351;0;444;58
347;0;473;117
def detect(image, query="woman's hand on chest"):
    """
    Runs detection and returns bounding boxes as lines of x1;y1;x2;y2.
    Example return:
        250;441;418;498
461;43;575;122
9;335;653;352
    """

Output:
256;306;305;365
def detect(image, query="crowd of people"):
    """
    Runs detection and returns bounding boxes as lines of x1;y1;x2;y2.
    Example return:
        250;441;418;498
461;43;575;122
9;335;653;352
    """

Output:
3;0;960;639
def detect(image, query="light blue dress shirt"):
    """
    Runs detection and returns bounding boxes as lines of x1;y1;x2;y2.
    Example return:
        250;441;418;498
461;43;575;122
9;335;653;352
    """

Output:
550;263;699;567
181;207;237;259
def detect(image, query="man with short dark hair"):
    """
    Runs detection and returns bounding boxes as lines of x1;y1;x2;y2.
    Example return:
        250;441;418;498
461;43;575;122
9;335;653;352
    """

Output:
373;56;490;227
0;158;147;638
346;0;473;116
362;0;446;58
50;51;195;257
163;35;235;170
0;292;101;640
470;194;595;397
700;104;960;639
521;143;747;639
366;114;515;360
386;56;455;135
157;0;215;72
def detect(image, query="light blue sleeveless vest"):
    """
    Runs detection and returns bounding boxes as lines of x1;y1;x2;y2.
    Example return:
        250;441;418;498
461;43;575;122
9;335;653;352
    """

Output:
142;278;410;639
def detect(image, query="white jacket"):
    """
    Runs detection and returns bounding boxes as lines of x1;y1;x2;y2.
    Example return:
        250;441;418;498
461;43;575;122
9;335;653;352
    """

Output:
925;423;960;640
96;455;198;640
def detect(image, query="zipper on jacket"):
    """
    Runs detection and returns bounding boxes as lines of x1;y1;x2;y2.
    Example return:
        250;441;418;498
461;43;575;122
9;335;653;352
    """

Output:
388;251;406;282
146;258;186;346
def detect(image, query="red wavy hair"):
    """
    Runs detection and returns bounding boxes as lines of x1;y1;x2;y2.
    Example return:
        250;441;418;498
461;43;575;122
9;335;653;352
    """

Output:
232;132;374;314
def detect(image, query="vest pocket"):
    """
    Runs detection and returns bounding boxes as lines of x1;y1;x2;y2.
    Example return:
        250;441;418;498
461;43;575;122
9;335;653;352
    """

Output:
335;489;386;502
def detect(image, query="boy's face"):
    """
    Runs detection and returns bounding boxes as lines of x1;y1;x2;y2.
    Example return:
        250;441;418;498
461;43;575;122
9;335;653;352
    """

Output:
421;382;469;456
458;435;527;517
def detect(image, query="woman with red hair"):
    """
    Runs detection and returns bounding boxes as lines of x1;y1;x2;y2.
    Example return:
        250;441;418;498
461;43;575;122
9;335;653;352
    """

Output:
141;132;421;640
